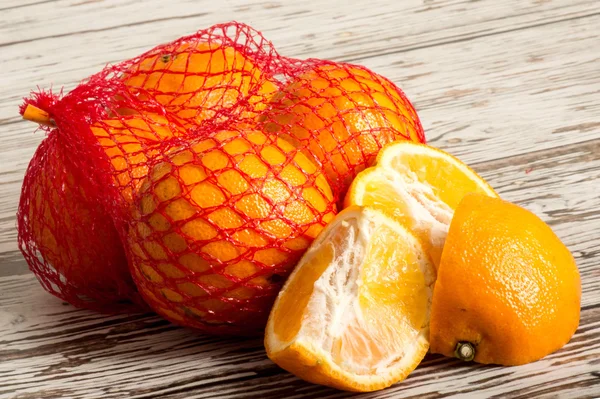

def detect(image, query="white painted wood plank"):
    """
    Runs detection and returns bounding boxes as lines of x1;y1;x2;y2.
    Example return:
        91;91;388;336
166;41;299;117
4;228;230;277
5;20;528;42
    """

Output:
2;0;597;53
0;0;55;11
0;275;598;398
2;13;599;259
2;0;598;122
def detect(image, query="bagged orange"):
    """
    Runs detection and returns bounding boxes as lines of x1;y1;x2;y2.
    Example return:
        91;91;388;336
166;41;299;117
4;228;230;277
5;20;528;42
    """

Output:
18;22;424;334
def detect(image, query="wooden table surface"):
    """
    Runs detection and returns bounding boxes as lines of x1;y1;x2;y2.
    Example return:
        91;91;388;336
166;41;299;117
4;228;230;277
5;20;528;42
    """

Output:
1;1;599;398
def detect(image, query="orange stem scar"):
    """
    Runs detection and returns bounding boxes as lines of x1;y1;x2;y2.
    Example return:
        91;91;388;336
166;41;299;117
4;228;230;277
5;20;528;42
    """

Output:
22;104;56;127
455;342;476;362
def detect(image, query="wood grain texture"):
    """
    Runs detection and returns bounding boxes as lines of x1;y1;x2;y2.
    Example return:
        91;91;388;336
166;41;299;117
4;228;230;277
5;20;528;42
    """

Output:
0;0;599;398
2;3;599;262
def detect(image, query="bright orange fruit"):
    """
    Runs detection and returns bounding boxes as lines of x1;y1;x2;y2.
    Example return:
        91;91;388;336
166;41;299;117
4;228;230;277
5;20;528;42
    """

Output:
21;132;138;310
430;193;581;366
265;206;435;391
126;127;337;334
263;63;425;196
20;106;182;311
124;42;278;126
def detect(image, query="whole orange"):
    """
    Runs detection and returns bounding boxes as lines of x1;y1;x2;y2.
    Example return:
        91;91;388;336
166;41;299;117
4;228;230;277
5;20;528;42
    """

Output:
19;107;181;311
262;63;425;196
19;132;139;311
430;193;581;366
124;42;277;126
126;127;337;334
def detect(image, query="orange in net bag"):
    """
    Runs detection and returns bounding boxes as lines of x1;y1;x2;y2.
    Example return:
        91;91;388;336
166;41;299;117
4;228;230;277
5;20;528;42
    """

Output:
127;126;336;333
261;61;425;197
17;22;425;334
18;120;141;312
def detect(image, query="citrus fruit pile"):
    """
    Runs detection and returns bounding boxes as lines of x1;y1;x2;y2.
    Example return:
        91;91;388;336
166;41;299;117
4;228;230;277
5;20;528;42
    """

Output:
265;142;580;391
17;23;424;330
17;22;580;391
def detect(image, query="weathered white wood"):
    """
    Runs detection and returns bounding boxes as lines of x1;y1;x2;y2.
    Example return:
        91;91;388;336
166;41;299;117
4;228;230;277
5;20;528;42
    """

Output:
2;11;599;260
1;0;599;397
1;0;598;122
2;0;597;56
0;284;598;398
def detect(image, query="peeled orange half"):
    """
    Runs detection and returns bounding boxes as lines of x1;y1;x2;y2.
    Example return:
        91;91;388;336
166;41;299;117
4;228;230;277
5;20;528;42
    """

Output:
345;141;497;266
265;207;435;392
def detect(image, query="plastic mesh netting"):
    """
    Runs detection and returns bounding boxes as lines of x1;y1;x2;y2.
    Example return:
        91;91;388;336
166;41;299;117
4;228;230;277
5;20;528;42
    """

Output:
17;22;425;334
18;127;142;312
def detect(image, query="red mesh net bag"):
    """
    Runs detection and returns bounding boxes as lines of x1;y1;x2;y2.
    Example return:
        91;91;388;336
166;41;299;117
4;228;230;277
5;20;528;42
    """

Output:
17;92;143;313
18;22;425;334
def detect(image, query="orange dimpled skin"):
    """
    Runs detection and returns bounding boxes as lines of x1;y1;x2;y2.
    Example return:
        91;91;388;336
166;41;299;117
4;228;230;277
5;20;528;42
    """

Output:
124;42;277;126
430;193;581;366
127;127;337;334
263;63;425;197
90;113;184;204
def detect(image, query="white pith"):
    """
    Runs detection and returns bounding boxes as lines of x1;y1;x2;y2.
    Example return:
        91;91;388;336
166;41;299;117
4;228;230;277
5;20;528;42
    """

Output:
266;208;435;378
373;167;453;254
363;143;496;260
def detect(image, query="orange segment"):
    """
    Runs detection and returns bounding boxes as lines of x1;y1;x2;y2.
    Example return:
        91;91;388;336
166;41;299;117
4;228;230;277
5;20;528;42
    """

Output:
265;207;435;392
375;142;496;208
272;242;335;344
345;141;497;267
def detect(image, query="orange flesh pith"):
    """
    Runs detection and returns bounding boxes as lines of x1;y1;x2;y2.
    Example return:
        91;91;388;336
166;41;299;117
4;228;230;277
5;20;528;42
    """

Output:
270;208;433;375
271;233;337;343
347;143;498;267
349;170;452;267
381;145;496;209
358;225;428;365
